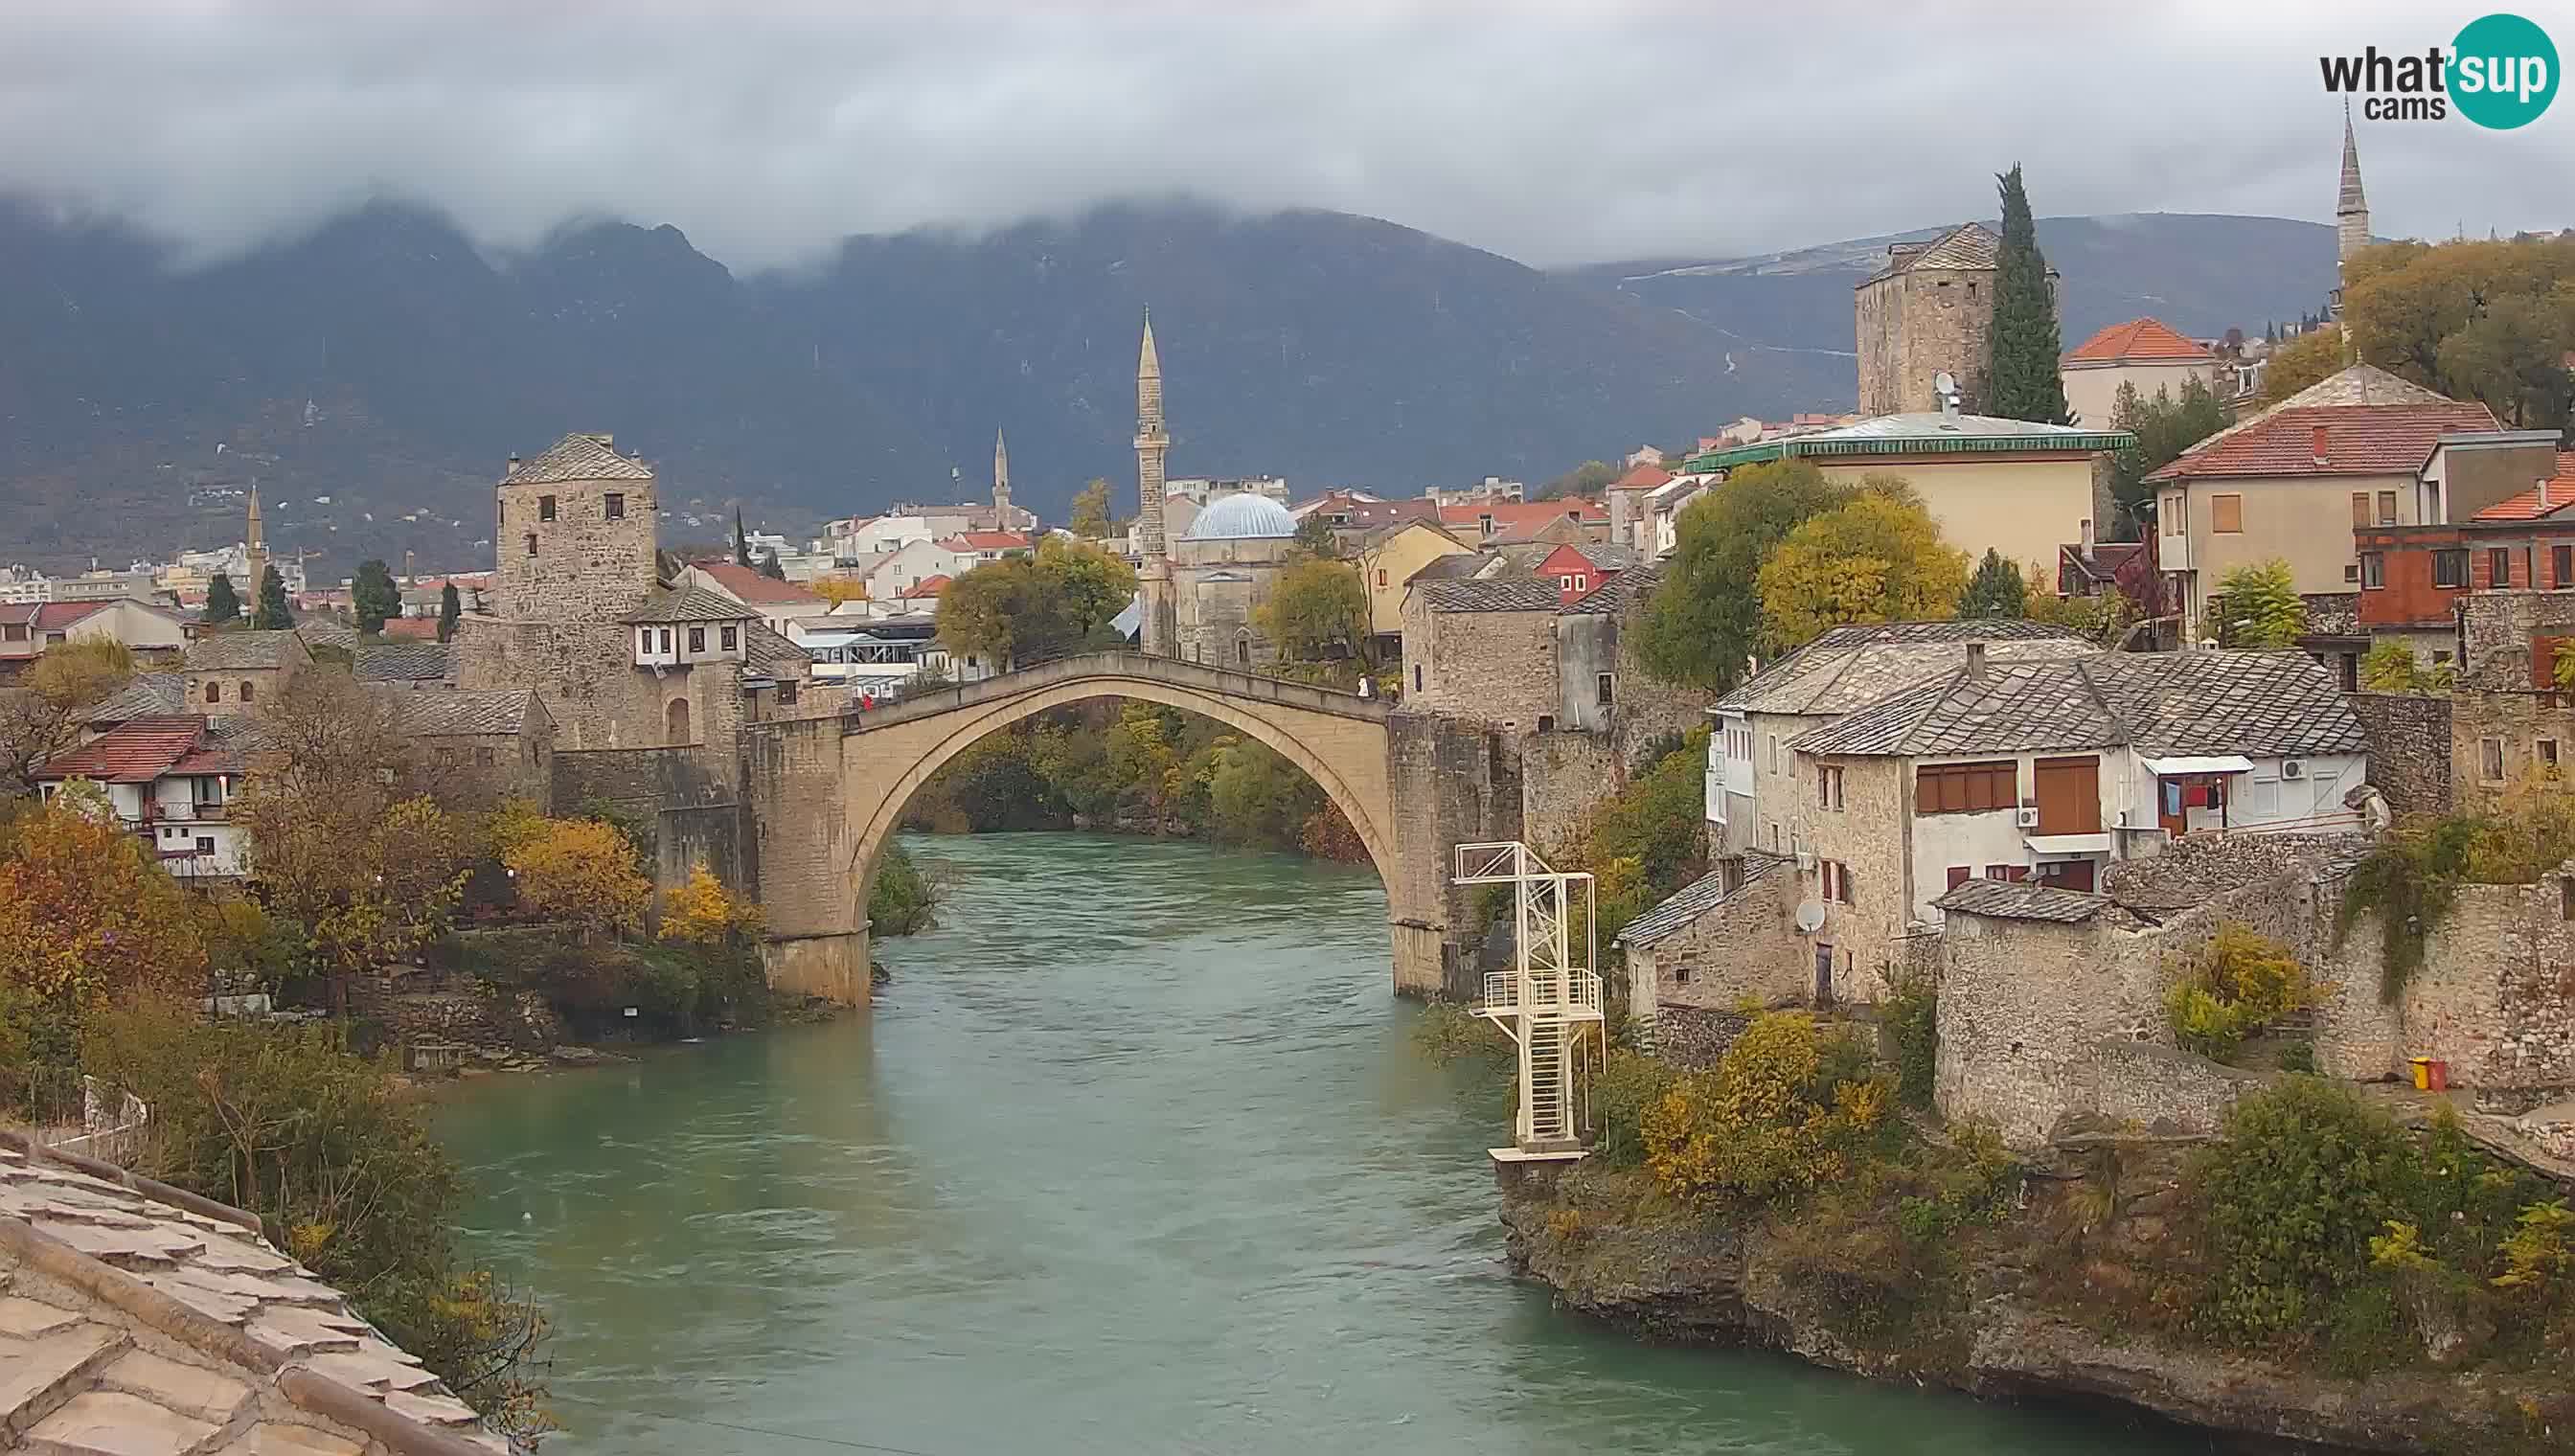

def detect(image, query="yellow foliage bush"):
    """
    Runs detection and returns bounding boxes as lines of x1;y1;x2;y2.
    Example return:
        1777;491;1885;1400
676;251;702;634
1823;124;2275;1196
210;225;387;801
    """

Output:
505;818;651;937
1639;1011;1890;1206
658;863;766;944
2164;922;2316;1060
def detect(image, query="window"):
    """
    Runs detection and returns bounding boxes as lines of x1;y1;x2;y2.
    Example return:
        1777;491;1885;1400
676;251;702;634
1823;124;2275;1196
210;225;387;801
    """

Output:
474;747;496;766
658;628;672;652
1236;637;1251;666
1559;576;1574;590
1820;859;1855;904
720;625;738;650
204;681;220;704
2541;739;2562;771
2482;737;2506;783
2378;490;2398;526
2492;547;2513;587
195;836;214;855
1376;569;1387;587
1915;760;2017;814
605;492;625;520
1413;665;1424;693
538;494;557;522
1595;672;1615;707
235;680;254;703
2360;553;2385;589
1536;714;1555;733
525;533;537;557
777;680;799;706
2351;491;2372;529
2345;563;2361;582
1675;963;1693;985
2433;550;2469;588
1946;866;1971;891
1984;864;2030;883
689;626;705;652
2556;544;2571;588
1574;575;1589;593
1818;764;1844;810
2210;493;2244;534
1768;736;1781;773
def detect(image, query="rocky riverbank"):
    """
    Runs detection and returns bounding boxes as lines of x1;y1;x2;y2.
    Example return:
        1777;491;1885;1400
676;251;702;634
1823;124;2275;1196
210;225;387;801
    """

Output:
1495;1143;2573;1455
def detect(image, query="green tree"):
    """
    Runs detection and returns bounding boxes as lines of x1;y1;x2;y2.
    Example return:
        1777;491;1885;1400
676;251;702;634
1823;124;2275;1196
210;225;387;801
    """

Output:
1536;460;1619;500
2108;375;2233;538
1036;535;1138;641
1756;481;1971;649
733;507;754;568
251;563;292;629
2439;302;2575;429
436;581;461;643
2343;233;2575;427
352;558;401;634
1257;556;1369;662
759;550;787;581
2260;325;2346;406
1985;164;2071;423
0;639;136;795
1957;548;2028;619
2213;558;2307;648
1068;478;1115;538
1635;459;1852;691
204;571;240;626
1206;738;1320;847
2360;640;2449;694
1293;511;1341;557
934;558;1046;668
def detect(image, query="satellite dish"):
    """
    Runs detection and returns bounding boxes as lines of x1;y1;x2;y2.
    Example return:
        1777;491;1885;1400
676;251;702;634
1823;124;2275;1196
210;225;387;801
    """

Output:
1932;369;1958;398
1793;900;1828;935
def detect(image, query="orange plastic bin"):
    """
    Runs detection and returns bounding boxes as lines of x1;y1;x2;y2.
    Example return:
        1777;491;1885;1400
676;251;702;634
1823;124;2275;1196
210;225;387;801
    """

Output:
2408;1057;2449;1092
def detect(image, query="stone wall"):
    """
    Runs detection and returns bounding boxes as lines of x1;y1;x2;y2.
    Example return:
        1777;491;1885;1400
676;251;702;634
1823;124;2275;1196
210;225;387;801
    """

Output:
1519;729;1621;854
2458;589;2575;686
1400;593;1559;728
456;618;665;750
1631;863;1807;1015
550;744;732;820
1786;754;1916;1003
1386;711;1523;999
662;802;751;896
2346;692;2452;815
2318;876;2575;1097
2088;1038;2264;1135
495;471;657;624
1856;265;1998;417
2450;687;2575;808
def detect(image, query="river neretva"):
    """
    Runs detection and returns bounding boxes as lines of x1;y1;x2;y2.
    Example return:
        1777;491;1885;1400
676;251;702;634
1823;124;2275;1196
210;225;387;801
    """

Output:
437;831;2205;1455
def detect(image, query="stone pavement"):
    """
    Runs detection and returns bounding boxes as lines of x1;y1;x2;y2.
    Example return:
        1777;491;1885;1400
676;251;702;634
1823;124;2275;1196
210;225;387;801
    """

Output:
0;1134;504;1455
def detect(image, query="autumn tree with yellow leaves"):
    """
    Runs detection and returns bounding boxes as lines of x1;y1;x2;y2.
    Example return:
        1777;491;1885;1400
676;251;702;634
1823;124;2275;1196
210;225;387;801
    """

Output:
504;818;652;939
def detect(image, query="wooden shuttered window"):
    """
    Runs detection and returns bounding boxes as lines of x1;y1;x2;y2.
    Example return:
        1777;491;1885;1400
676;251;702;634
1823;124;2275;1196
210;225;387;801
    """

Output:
2210;493;2243;534
2351;492;2371;529
1916;760;2017;814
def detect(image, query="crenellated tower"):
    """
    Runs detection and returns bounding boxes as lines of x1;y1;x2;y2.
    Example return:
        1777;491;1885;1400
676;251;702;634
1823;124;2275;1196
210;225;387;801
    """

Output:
1134;310;1176;654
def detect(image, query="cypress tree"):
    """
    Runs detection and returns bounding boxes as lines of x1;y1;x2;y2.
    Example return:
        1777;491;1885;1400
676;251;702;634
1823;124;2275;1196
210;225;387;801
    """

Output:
251;564;291;630
1984;164;2071;424
1957;548;2029;619
352;558;401;634
204;571;240;626
437;582;462;643
759;551;787;581
734;508;753;568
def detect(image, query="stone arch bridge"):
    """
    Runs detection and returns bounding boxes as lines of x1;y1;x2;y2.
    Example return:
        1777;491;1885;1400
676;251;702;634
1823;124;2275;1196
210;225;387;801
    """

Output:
739;651;1518;1005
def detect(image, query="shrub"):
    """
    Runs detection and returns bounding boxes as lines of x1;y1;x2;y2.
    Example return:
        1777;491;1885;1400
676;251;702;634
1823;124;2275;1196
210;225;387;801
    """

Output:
1590;1049;1683;1169
2495;1201;2575;1296
505;818;652;938
2165;923;2314;1060
1410;1001;1510;1071
1883;970;1939;1107
657;863;766;945
867;843;942;937
1640;1011;1890;1206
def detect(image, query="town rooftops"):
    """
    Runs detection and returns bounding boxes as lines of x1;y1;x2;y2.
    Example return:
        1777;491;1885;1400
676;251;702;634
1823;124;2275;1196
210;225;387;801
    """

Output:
0;1134;504;1453
899;575;950;600
353;643;454;685
2469;453;2575;523
1618;853;1788;947
180;630;307;672
504;431;654;485
1608;464;1674;493
1436;499;1608;535
1863;221;2002;283
1692;411;2133;471
690;560;826;605
1415;578;1567;614
939;531;1034;552
623;585;760;625
382;688;537;738
1716;619;2091;717
1931;876;2110;923
2146;365;2493;483
1790;648;2367;761
33;715;213;783
1562;560;1665;616
84;673;188;725
2062;317;2216;367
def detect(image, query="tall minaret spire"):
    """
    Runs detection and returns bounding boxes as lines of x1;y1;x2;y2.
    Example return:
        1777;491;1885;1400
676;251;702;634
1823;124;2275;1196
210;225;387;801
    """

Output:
991;426;1013;523
2334;104;2370;353
243;479;268;600
1133;308;1175;655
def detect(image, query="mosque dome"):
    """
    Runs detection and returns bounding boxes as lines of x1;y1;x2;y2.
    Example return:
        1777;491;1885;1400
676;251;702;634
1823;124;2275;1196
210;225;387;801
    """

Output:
1183;492;1297;540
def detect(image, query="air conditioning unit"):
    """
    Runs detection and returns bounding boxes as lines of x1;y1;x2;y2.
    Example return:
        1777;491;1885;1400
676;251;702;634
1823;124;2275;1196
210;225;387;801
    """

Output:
1794;851;1816;873
2016;807;2041;829
2282;759;2306;780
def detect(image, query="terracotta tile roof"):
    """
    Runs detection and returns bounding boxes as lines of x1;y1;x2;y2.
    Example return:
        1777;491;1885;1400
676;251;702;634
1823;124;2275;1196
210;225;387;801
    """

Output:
691;560;827;605
34;716;209;784
899;575;950;600
2063;317;2215;366
2470;454;2575;522
503;432;653;485
1436;500;1607;534
33;602;110;632
0;1134;504;1452
1608;464;1674;492
946;531;1030;552
2146;400;2497;483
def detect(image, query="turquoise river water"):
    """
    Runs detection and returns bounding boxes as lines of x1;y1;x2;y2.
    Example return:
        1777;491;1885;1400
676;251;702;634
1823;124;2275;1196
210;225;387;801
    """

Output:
437;831;2208;1455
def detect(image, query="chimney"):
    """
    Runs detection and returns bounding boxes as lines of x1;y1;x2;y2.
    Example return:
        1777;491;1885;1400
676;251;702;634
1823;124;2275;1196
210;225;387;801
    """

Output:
1965;642;1987;679
2080;517;2095;551
2541;474;2553;510
2312;423;2331;465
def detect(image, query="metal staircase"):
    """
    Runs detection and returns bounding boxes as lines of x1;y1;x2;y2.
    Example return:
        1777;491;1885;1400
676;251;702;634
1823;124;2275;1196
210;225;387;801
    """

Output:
1456;841;1605;1160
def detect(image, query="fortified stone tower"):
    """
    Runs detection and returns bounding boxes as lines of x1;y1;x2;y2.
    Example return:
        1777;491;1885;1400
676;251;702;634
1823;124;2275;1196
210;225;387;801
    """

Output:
493;432;659;624
1134;311;1177;655
1852;220;2057;417
992;426;1013;523
2333;107;2370;323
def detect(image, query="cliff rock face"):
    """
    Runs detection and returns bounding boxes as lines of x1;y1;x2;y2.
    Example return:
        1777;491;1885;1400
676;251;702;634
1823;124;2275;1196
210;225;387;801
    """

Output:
1495;1160;2550;1454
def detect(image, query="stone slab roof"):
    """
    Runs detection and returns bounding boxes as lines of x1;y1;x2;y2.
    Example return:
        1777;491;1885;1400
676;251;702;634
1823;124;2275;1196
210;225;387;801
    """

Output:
1416;578;1564;614
1790;648;2368;760
503;432;653;486
1618;853;1787;947
380;688;536;738
87;674;189;724
1716;620;2091;717
1864;221;2000;282
352;643;454;684
743;622;812;678
0;1133;502;1454
1561;560;1665;616
623;585;759;626
182;632;307;672
1931;876;2109;923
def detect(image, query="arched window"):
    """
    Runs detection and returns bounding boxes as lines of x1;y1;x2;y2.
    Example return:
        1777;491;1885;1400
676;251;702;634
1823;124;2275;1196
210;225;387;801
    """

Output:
1236;634;1251;667
239;680;255;702
666;696;693;745
204;680;220;704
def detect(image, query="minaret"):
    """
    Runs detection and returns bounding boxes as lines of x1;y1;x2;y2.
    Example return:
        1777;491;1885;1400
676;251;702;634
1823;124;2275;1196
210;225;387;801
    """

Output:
2333;105;2370;323
1134;310;1176;655
243;480;268;601
991;427;1014;525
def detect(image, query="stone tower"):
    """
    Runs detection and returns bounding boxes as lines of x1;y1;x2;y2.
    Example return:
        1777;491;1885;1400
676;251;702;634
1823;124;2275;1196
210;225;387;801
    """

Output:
493;432;659;624
242;480;267;598
1134;311;1176;655
2333;107;2370;322
991;426;1013;522
1850;222;2049;417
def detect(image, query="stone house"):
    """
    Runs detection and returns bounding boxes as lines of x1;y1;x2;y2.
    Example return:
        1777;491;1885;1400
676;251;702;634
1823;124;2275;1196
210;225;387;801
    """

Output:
2145;364;2495;640
178;629;311;717
1400;577;1561;723
386;687;557;808
2057;316;2219;431
1853;221;2056;417
1172;492;1300;669
34;714;251;878
1353;518;1472;650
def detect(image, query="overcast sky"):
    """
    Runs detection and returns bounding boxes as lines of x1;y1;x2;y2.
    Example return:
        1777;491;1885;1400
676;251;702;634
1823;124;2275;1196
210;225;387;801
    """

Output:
2;1;2566;273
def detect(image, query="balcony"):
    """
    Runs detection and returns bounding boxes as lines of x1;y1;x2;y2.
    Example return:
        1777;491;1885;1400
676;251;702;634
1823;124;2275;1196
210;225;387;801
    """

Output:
1479;969;1605;1020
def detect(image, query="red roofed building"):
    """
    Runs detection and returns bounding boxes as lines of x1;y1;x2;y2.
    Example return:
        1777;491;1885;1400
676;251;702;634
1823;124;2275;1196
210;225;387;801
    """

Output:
0;598;188;672
684;558;830;635
2060;317;2220;429
900;574;950;601
1438;498;1609;546
34;715;248;876
2355;440;2575;654
2143;365;2497;637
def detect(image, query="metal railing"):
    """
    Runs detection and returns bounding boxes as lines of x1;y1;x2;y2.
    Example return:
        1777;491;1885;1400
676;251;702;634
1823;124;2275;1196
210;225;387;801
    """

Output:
1480;969;1603;1014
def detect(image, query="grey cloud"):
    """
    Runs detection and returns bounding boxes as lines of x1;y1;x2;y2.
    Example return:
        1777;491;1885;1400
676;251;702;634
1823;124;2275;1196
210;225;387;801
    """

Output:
0;0;2563;273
